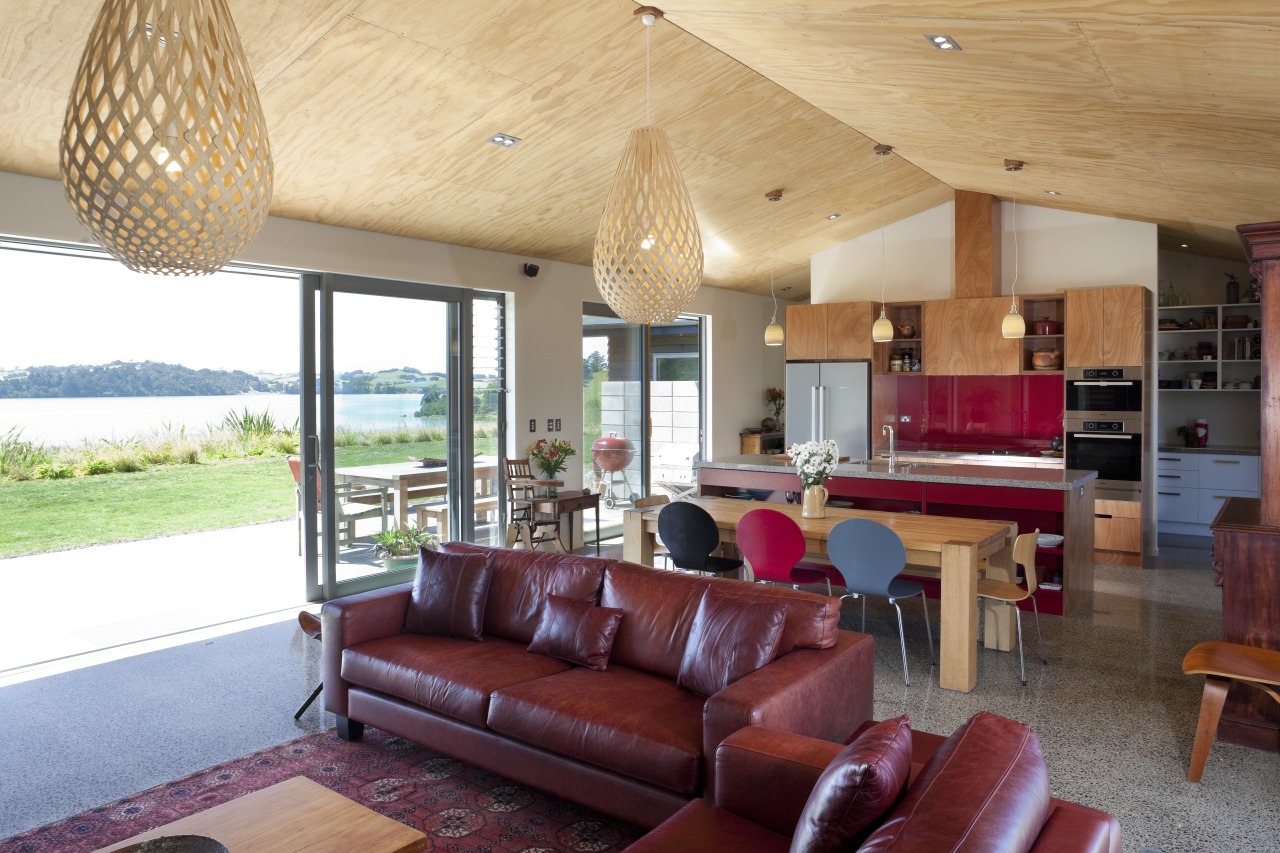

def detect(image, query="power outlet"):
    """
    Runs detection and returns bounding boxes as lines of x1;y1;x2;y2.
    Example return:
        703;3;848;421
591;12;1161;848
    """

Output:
529;419;536;433
547;418;555;432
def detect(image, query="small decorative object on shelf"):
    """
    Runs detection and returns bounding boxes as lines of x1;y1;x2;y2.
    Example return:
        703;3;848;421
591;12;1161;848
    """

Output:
1225;272;1240;304
529;437;576;480
1245;277;1261;303
764;387;784;432
788;439;838;518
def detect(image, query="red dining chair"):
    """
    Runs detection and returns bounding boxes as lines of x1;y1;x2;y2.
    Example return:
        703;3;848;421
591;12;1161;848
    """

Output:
737;508;834;594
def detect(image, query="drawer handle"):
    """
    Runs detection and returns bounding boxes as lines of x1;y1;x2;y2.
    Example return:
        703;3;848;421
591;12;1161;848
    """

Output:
1095;513;1113;519
1157;457;1181;462
1157;491;1180;496
1211;460;1241;464
1158;474;1181;479
1212;495;1235;500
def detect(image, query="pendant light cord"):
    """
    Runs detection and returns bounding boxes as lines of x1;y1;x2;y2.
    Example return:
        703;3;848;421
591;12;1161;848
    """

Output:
879;148;887;306
1009;166;1019;308
770;196;780;321
645;18;652;126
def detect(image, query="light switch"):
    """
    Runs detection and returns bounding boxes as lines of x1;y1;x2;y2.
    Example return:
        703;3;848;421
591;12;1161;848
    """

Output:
547;418;554;432
554;418;562;431
529;419;536;432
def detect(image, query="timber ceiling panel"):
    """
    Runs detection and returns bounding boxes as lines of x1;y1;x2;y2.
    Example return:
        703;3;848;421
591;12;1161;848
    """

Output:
0;0;1276;301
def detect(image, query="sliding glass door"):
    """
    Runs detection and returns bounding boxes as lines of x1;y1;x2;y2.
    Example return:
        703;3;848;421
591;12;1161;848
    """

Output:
301;274;503;600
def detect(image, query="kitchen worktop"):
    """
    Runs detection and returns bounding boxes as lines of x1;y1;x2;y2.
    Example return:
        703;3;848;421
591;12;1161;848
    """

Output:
700;455;1097;491
1156;445;1260;456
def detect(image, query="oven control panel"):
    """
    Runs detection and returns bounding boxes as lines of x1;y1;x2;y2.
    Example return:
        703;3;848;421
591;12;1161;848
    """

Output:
1079;368;1128;380
1082;420;1125;433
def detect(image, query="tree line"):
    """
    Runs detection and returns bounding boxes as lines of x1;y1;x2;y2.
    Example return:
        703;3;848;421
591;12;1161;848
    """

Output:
0;361;287;398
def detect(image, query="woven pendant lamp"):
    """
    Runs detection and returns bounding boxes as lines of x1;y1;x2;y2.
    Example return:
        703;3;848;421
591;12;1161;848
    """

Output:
593;7;703;325
60;0;272;276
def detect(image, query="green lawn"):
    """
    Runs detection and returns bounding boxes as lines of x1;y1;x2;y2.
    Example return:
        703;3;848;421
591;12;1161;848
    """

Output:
0;439;471;558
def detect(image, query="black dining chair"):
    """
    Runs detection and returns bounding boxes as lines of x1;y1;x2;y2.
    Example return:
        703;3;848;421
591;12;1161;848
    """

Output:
827;517;934;686
656;501;744;577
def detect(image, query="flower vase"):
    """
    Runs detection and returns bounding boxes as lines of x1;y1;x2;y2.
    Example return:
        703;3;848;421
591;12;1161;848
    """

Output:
801;484;828;519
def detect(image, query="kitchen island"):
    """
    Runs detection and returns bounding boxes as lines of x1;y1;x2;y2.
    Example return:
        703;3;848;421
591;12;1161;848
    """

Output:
697;455;1097;617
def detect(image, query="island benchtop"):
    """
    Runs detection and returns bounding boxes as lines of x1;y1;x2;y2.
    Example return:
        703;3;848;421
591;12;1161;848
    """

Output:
699;454;1098;492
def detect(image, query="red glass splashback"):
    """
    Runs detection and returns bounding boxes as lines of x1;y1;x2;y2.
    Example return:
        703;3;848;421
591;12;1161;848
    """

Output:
889;374;1064;450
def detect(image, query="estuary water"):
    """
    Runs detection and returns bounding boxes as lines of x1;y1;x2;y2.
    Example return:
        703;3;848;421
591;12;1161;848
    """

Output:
0;393;439;446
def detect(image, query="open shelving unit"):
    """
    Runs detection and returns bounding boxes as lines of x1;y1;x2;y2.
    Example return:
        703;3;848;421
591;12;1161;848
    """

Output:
1157;302;1262;392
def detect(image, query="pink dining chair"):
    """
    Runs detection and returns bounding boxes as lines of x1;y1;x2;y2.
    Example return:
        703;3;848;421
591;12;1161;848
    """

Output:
737;508;834;594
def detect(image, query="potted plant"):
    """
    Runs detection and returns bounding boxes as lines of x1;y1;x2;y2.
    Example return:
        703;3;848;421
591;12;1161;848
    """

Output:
1175;424;1194;448
763;387;785;432
371;525;437;568
788;439;839;518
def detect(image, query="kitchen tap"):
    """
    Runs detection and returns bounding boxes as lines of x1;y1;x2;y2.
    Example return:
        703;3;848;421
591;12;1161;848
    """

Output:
882;424;896;464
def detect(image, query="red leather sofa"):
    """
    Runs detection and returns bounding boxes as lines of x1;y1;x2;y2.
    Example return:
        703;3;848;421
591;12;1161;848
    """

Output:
629;713;1122;852
322;543;875;828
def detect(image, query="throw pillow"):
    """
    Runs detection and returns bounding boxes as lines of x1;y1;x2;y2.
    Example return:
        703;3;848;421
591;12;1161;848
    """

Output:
527;594;624;671
676;586;786;697
789;716;912;853
403;549;493;641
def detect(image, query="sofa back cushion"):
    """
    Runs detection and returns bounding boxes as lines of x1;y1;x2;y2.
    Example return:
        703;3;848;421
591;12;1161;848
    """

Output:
527;594;624;671
403;549;493;641
440;543;607;644
857;711;1051;853
677;586;786;697
790;715;912;852
601;562;841;679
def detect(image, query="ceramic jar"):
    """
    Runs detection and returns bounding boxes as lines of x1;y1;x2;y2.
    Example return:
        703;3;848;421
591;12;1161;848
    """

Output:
1032;348;1062;370
801;484;828;518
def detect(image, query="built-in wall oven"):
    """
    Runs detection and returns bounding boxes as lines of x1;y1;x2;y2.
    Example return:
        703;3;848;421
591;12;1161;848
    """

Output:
1065;367;1143;415
1064;417;1142;500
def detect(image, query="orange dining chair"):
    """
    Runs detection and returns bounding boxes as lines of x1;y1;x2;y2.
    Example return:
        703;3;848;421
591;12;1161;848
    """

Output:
286;456;390;553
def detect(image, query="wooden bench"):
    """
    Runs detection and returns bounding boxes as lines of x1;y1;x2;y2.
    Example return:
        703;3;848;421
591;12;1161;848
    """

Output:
415;495;500;542
1182;641;1280;782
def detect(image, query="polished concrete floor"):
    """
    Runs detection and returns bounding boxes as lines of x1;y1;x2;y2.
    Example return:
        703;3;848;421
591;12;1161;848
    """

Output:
0;539;1275;852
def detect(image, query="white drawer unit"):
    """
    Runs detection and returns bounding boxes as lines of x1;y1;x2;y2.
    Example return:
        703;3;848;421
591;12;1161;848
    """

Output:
1157;451;1261;536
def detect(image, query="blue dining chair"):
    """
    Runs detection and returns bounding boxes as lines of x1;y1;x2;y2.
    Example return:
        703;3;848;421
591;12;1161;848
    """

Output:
657;500;745;577
826;517;934;686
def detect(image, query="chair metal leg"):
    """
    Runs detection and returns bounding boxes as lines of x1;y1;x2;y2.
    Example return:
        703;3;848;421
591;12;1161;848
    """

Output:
918;591;935;665
861;596;867;632
1030;595;1047;664
1013;603;1027;686
294;682;322;720
889;598;910;686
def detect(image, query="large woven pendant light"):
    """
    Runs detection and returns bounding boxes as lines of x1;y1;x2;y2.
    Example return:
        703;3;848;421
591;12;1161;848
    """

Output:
60;0;272;275
1001;159;1026;338
593;6;703;325
870;144;896;343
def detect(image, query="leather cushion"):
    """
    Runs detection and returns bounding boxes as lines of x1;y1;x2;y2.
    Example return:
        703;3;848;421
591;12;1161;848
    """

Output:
441;542;607;643
624;799;791;853
790;715;912;852
341;633;570;727
527;594;624;671
488;665;705;793
858;711;1052;853
677;586;786;697
403;548;493;640
601;563;710;679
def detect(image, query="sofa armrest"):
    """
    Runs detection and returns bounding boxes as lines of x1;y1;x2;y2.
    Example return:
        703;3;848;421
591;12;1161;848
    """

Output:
1028;800;1122;853
702;630;874;799
321;582;412;717
714;726;842;837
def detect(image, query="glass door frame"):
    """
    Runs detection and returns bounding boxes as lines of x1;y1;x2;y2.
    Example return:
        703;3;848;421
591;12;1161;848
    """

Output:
301;272;477;601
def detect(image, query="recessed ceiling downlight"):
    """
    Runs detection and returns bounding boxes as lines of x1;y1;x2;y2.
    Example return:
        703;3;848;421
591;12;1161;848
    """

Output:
924;34;962;50
488;133;521;148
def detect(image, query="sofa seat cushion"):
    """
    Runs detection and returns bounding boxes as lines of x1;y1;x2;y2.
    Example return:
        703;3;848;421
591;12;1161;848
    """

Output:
341;633;571;727
625;799;790;853
488;664;706;794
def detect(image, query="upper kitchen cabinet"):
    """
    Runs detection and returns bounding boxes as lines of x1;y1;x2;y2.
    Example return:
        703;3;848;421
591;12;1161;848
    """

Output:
923;296;1021;375
1065;286;1149;367
784;302;874;361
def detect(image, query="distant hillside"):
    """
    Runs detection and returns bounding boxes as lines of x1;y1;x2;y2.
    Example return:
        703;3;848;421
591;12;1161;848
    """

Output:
0;361;275;398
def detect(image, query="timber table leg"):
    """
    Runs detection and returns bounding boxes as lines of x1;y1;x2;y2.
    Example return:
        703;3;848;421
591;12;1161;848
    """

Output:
623;510;654;565
939;542;978;692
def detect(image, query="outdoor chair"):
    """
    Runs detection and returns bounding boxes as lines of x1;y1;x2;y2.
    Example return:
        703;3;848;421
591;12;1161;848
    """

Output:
287;456;391;553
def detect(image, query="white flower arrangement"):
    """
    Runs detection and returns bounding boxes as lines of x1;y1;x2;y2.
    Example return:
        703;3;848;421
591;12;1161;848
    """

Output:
788;439;839;488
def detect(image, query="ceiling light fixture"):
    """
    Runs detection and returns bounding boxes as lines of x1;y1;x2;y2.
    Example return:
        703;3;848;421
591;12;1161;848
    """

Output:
60;0;272;275
826;213;842;220
871;144;895;344
488;133;521;147
593;7;703;325
924;34;962;51
764;189;785;347
1044;190;1062;196
1001;159;1027;339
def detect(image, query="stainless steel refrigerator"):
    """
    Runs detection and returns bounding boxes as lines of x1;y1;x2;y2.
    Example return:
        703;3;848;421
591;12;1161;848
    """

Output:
785;361;871;462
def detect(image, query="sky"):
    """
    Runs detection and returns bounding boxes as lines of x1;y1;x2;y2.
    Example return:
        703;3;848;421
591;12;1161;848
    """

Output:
0;244;451;375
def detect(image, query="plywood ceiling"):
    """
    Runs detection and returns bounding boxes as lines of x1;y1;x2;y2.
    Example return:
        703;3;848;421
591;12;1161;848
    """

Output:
0;0;1275;300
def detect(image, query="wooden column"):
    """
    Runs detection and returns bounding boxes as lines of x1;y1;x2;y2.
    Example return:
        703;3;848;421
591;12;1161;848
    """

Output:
954;191;1002;299
1237;222;1280;525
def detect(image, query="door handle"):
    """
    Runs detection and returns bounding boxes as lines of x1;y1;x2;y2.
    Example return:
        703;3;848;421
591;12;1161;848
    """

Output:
1211;459;1241;464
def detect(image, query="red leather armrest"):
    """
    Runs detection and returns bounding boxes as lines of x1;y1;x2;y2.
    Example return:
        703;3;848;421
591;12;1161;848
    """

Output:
1028;800;1123;853
713;726;843;837
321;583;412;716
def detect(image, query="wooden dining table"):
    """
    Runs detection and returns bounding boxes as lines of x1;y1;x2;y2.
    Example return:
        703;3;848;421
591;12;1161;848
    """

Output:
623;496;1017;693
335;458;499;530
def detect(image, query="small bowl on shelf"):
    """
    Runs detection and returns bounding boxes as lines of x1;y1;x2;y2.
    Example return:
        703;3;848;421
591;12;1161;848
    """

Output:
1036;533;1064;548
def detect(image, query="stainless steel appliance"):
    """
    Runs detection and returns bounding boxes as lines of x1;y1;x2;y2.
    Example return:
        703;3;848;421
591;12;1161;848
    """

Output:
785;361;870;462
1064;416;1142;500
1065;366;1143;415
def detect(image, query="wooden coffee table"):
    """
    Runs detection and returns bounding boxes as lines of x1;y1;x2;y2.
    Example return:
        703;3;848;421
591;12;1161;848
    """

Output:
96;776;426;852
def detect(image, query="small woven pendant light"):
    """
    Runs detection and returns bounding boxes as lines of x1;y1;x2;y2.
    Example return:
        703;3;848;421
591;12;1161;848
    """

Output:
593;7;703;325
60;0;272;275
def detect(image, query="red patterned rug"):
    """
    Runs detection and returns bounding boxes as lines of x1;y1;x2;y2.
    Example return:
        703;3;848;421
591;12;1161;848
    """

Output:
0;728;644;852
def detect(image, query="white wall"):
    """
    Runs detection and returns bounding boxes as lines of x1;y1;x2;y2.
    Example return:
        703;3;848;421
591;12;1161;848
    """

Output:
810;198;1159;304
1158;248;1252;306
0;171;786;487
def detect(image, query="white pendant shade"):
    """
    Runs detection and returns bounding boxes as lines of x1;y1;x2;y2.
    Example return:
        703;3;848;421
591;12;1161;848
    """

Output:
594;126;703;325
60;0;272;275
764;320;784;346
872;311;894;343
1002;305;1026;339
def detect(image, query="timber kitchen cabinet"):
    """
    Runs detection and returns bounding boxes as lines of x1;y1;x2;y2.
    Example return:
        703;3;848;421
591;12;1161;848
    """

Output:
785;302;874;361
1065;286;1149;367
923;296;1021;375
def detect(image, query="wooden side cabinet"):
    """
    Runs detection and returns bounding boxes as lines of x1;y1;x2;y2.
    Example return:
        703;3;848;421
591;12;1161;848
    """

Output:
740;431;784;455
923;296;1021;375
1065;286;1148;367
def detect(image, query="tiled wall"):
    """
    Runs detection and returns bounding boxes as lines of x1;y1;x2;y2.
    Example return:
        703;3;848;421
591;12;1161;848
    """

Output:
879;374;1065;450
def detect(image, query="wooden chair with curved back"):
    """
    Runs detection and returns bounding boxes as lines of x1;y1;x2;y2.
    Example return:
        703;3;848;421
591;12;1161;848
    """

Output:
976;529;1047;687
286;456;390;554
1182;641;1280;782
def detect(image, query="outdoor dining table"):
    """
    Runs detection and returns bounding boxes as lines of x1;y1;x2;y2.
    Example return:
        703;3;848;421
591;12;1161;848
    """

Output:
623;496;1017;693
334;458;499;530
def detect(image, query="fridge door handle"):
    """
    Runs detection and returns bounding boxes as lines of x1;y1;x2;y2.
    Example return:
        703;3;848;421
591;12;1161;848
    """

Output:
810;386;819;442
816;385;827;442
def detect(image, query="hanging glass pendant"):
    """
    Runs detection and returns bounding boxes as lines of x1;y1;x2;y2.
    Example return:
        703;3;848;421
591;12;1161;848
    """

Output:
1001;300;1026;338
594;126;703;325
872;307;895;343
60;0;272;275
764;319;784;346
